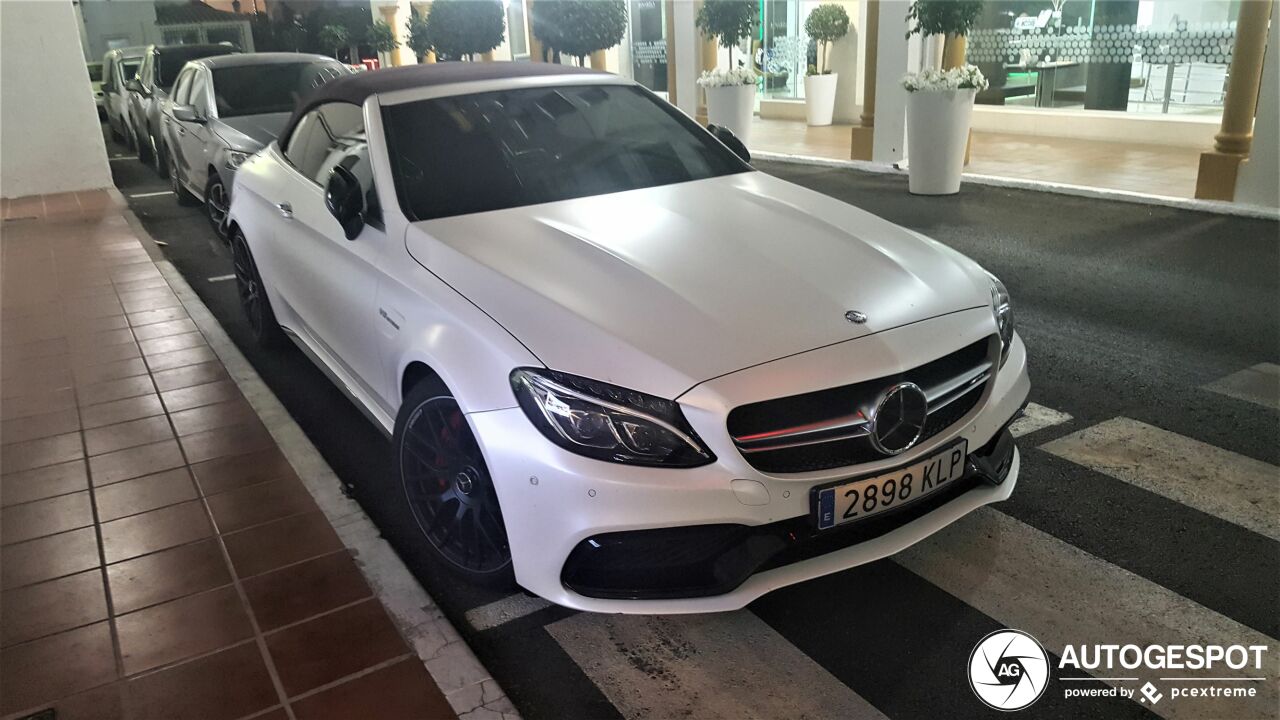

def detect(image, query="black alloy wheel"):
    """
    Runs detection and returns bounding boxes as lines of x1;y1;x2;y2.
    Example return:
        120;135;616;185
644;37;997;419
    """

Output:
230;230;284;348
205;174;230;238
396;383;513;586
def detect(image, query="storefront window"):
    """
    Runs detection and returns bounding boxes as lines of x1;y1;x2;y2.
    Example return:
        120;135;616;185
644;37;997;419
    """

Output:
628;0;669;97
758;1;821;100
966;0;1240;116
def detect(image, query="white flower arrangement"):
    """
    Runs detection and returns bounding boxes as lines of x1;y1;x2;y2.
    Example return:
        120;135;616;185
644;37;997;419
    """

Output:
901;64;990;92
696;66;759;88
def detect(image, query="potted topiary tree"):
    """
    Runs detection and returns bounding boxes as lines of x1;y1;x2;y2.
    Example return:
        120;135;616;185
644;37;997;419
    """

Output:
424;0;505;62
803;4;848;126
695;0;757;144
319;24;349;60
405;12;431;63
531;0;627;68
902;1;985;195
366;20;399;65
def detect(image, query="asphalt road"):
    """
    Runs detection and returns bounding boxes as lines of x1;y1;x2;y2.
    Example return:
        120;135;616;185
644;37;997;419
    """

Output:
107;132;1279;720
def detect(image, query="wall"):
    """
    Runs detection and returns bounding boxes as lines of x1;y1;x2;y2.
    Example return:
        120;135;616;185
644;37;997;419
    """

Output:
78;0;160;62
1235;16;1279;208
1;0;113;198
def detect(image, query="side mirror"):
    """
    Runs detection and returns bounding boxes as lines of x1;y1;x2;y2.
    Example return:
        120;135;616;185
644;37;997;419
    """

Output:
707;124;751;163
325;165;365;241
125;78;142;93
172;105;203;123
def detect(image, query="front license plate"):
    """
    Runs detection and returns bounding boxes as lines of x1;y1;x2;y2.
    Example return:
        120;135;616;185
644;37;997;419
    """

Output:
815;441;968;530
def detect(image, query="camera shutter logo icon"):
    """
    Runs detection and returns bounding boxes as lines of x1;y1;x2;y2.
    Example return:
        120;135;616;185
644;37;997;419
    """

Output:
969;629;1050;711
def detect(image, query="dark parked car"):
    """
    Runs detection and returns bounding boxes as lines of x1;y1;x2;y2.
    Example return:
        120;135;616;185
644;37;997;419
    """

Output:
102;47;147;145
126;43;239;175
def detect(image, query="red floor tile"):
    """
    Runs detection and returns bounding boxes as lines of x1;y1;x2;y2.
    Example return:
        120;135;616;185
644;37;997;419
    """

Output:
72;356;149;386
127;306;188;327
1;490;94;545
70;339;141;365
180;421;275;464
89;438;185;486
291;658;456;720
1;408;80;446
0;431;84;474
115;586;254;675
107;538;232;614
265;598;408;697
242;551;369;632
0;387;75;422
0;526;101;589
151;360;228;393
160;379;241;413
169;398;258;437
33;681;126;720
125;642;279;720
80;393;165;430
206;477;318;534
100;500;214;564
143;345;219;372
131;318;198;341
94;467;198;522
84;415;175;457
0;459;89;507
77;374;156;407
1;568;108;647
138;332;206;357
191;448;299;496
0;621;117;715
223;512;345;579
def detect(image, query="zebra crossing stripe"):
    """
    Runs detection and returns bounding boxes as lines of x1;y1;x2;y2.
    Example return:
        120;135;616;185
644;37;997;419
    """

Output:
895;507;1279;720
1010;402;1073;437
1039;417;1279;541
1202;363;1280;411
546;611;889;720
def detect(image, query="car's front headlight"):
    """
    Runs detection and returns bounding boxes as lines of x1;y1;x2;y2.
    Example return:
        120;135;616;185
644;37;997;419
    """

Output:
511;368;715;468
224;150;250;170
988;273;1015;365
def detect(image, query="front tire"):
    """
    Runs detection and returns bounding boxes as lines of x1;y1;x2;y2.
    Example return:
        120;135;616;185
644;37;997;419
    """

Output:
230;229;285;349
205;174;230;238
393;379;514;589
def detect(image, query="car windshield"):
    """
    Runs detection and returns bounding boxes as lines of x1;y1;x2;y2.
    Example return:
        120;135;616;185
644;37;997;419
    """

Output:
213;62;348;118
382;84;749;222
157;47;236;89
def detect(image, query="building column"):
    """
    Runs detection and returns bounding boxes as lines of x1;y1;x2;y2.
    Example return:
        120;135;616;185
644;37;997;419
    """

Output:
664;0;678;107
1195;0;1274;200
871;0;911;164
1235;9;1279;207
850;0;879;160
377;4;403;67
411;2;435;63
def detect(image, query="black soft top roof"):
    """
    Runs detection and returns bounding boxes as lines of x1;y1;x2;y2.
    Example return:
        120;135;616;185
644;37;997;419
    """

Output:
279;62;608;148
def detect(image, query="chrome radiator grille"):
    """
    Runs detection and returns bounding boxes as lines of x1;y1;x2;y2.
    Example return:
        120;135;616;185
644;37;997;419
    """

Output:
726;338;995;474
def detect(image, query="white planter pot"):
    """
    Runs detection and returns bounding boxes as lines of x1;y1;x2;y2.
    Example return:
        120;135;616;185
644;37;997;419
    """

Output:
906;88;977;195
704;83;755;145
804;73;839;126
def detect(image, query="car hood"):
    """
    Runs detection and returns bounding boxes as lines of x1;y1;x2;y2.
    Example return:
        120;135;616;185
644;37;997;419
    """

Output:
215;112;290;151
406;171;992;399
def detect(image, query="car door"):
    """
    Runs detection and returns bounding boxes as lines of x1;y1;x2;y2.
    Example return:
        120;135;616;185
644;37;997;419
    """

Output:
164;68;193;175
177;69;215;191
264;102;390;405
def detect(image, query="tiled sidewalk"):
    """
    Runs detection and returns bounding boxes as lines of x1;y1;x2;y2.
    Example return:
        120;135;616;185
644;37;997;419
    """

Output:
1;191;456;720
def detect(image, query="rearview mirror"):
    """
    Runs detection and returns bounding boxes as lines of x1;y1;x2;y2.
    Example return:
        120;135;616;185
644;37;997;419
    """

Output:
707;124;750;163
172;105;203;123
325;165;365;241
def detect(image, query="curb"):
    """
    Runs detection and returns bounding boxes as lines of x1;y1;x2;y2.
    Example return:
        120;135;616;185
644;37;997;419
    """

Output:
117;198;520;720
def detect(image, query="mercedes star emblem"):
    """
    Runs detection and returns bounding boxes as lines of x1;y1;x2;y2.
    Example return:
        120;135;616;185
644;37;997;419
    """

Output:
867;382;929;455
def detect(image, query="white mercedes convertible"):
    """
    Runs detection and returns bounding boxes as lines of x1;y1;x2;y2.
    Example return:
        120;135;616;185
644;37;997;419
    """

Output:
226;63;1030;613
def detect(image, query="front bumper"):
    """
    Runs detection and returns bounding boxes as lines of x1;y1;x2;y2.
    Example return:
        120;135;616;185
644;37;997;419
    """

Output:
469;310;1029;613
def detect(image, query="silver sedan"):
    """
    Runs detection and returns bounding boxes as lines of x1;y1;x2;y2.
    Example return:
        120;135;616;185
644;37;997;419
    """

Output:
161;52;354;238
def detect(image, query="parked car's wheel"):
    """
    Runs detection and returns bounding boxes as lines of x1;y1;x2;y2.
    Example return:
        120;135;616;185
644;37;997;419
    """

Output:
230;229;286;349
204;174;230;238
170;152;197;206
393;378;515;589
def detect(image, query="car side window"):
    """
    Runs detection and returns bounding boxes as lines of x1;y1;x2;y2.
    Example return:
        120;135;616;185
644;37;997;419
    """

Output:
283;103;381;228
188;72;209;116
172;69;192;106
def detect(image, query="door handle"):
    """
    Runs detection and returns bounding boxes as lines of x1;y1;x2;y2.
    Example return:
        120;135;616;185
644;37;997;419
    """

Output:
275;202;293;219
